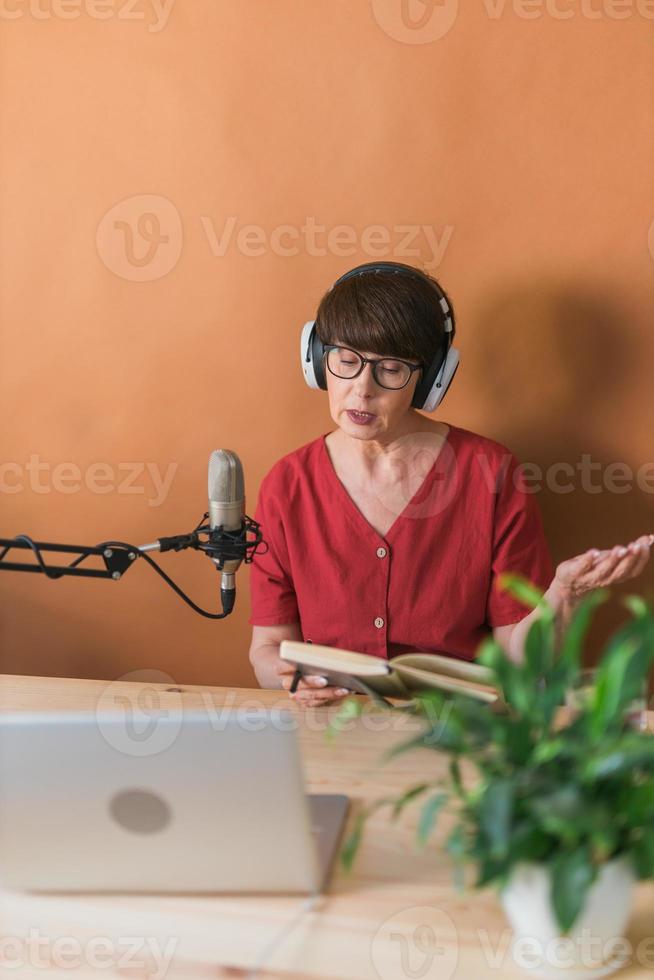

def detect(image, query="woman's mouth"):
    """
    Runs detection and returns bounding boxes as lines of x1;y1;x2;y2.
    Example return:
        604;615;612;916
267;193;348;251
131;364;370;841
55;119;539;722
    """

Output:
346;410;376;426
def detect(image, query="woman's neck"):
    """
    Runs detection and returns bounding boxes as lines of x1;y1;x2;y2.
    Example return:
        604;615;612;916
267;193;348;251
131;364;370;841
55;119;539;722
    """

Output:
328;414;449;480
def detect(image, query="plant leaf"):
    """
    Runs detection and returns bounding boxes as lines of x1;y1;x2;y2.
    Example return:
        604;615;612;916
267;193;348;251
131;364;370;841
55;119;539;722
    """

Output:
619;782;654;827
445;824;468;890
475;855;509;888
478;638;533;714
449;758;463;796
525;616;555;678
583;735;654;781
340;810;367;873
623;594;651;619
528;786;594;848
417;792;448;848
391;783;430;820
559;589;609;675
631;827;654;879
531;736;568;765
508;821;553;865
325;695;363;743
498;573;553;616
551;846;596;933
589;618;654;737
479;778;514;860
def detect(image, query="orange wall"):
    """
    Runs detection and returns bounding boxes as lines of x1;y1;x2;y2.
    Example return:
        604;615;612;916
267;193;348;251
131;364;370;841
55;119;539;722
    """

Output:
1;1;653;685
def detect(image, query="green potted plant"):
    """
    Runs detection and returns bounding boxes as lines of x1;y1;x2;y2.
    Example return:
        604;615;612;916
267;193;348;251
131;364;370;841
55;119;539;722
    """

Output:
334;578;654;980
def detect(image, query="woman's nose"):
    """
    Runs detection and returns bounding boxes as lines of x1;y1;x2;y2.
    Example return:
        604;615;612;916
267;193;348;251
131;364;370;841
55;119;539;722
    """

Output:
352;362;377;395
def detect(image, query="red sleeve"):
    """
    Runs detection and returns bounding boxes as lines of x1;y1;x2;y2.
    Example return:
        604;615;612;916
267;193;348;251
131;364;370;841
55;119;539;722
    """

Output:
248;471;300;627
485;454;554;626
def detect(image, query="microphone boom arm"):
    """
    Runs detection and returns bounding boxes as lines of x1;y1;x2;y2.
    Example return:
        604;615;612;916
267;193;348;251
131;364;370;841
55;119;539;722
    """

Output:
0;537;137;580
0;515;266;618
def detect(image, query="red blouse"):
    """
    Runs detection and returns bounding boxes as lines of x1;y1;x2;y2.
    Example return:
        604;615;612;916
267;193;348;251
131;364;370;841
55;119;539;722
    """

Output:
248;424;554;662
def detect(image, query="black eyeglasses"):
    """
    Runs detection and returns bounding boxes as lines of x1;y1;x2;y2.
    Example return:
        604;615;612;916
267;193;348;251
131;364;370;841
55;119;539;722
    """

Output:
323;345;422;391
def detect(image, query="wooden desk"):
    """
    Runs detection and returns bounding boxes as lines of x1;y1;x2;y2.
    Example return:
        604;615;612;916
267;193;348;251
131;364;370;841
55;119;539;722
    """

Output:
1;673;653;979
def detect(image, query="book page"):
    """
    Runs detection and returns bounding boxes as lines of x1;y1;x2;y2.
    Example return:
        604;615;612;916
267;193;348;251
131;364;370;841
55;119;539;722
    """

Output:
394;664;498;703
392;652;494;686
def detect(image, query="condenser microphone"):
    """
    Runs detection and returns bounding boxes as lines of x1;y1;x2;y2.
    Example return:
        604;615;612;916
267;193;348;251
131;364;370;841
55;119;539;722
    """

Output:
1;449;262;619
208;449;245;613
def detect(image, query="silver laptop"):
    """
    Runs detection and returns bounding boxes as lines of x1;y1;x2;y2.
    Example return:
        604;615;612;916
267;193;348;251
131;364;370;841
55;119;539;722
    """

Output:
0;709;349;894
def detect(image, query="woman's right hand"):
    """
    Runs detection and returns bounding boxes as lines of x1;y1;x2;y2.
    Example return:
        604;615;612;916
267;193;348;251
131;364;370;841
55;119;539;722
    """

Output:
274;659;352;708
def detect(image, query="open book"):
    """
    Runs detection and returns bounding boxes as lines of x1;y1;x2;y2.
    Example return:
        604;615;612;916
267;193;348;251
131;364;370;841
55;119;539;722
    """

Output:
279;641;499;703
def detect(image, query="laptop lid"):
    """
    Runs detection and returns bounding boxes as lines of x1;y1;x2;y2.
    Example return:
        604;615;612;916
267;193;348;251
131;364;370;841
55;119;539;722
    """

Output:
0;709;340;894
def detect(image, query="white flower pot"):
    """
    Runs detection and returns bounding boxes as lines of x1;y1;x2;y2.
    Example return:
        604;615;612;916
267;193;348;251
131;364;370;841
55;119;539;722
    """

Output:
500;856;636;979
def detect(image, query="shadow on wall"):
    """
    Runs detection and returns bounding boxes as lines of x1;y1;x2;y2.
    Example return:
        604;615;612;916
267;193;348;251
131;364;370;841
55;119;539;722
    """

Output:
471;280;654;667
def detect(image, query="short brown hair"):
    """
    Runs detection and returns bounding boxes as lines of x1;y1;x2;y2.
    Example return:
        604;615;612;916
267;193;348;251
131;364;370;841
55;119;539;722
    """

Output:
315;265;455;368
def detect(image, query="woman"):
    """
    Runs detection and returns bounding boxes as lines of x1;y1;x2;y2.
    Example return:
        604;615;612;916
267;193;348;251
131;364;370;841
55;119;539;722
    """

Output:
248;262;652;707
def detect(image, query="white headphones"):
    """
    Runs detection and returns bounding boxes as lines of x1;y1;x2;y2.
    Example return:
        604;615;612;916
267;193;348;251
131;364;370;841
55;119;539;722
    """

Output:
300;261;460;412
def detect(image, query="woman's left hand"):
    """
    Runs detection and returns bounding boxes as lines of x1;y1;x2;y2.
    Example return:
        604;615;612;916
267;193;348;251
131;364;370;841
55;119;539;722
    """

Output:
553;533;654;602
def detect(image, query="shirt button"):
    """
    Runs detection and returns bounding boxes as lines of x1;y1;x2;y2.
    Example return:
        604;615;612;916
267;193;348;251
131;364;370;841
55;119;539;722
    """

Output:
374;617;385;629
376;547;387;559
